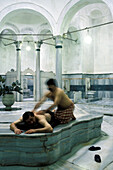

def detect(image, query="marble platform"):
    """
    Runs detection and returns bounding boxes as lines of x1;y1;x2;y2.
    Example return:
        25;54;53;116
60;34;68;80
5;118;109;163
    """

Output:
0;104;103;166
1;99;113;169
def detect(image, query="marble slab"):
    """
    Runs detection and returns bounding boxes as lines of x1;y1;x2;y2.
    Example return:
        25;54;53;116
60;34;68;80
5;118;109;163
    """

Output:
0;111;103;166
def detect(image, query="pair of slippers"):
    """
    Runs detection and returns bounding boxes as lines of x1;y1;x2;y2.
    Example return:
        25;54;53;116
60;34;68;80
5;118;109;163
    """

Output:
88;146;101;163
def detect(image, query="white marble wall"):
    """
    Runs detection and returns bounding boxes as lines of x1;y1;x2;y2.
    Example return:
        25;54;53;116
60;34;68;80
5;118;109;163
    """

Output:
0;42;16;74
0;1;113;75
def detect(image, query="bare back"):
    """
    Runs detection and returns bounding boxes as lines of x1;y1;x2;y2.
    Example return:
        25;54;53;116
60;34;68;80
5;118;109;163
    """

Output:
47;87;73;109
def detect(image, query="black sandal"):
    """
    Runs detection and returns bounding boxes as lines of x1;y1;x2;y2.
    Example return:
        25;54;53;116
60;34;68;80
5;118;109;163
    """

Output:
94;154;101;163
88;146;101;151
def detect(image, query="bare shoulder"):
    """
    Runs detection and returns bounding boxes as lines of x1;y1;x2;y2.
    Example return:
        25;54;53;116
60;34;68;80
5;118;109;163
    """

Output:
35;114;45;120
13;117;23;124
57;88;64;95
37;115;49;125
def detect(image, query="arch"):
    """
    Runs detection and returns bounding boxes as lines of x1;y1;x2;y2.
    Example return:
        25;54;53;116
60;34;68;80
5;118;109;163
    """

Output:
57;0;113;34
90;9;103;18
0;2;56;34
0;28;17;45
87;3;111;18
37;23;52;34
22;68;35;76
21;68;35;101
0;23;20;35
1;28;16;35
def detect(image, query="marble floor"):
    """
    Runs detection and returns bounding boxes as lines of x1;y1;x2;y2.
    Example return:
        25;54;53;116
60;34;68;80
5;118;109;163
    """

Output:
0;98;113;170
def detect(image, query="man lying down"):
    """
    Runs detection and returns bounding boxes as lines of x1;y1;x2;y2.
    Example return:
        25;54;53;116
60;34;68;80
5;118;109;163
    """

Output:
10;110;54;134
10;78;76;134
10;109;75;134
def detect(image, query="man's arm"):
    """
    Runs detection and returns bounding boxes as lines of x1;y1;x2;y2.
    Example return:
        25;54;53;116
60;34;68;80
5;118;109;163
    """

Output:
25;116;53;134
10;118;23;134
32;93;48;112
45;103;56;113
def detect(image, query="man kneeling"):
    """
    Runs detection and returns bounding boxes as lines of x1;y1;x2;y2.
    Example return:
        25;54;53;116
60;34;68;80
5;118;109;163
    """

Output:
10;111;53;134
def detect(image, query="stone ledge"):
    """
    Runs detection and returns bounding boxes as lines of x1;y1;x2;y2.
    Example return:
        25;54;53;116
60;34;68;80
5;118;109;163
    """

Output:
0;113;103;166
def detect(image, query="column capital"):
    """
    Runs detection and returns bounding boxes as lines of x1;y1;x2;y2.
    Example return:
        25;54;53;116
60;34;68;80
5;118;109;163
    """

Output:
15;41;22;51
35;41;43;51
54;35;63;48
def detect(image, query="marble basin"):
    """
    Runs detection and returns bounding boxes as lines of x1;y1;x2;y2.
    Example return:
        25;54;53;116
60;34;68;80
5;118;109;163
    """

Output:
0;112;103;167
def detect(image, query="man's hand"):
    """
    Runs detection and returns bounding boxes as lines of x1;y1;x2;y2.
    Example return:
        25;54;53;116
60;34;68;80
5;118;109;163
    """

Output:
14;128;23;134
36;110;46;115
25;129;36;134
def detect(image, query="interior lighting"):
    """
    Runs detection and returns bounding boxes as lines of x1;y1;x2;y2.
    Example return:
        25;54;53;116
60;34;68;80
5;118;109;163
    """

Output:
84;35;92;44
84;30;92;44
26;41;31;51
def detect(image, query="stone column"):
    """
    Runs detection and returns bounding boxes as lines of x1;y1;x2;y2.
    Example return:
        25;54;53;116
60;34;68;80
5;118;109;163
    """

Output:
55;36;63;88
35;41;42;101
16;41;21;102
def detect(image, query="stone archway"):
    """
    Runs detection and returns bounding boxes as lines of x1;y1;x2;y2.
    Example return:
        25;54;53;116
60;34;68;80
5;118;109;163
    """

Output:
0;2;56;34
57;0;113;34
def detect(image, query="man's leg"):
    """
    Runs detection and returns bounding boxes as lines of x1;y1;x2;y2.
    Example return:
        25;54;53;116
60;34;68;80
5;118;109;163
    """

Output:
54;104;75;124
